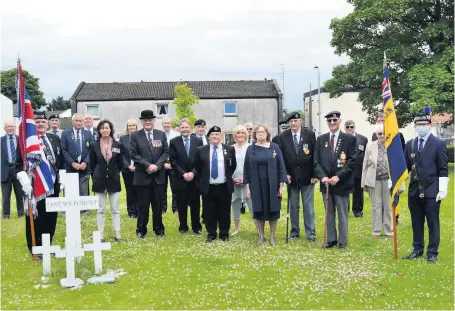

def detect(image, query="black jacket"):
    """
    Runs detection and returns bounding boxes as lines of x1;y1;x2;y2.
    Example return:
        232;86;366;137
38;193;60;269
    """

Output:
119;134;133;173
168;135;202;190
353;133;368;179
89;140;123;193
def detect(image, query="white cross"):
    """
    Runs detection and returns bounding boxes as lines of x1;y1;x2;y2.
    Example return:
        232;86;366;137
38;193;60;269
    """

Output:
55;237;85;287
46;172;98;262
32;234;61;276
83;231;111;275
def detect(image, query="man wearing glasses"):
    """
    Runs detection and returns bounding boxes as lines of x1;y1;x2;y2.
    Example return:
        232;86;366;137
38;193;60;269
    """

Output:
344;120;368;218
314;111;357;249
245;122;254;145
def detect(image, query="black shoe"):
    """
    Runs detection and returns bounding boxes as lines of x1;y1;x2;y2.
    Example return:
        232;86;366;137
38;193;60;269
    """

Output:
205;238;215;243
193;230;202;235
307;237;316;242
17;213;24;218
156;232;165;238
137;233;146;239
402;251;423;260
162;209;167;214
35;254;43;261
179;229;188;234
129;215;137;219
240;206;246;214
289;234;300;239
338;243;347;249
427;255;438;264
114;237;124;243
2;215;10;220
354;213;363;218
220;237;229;242
323;241;338;248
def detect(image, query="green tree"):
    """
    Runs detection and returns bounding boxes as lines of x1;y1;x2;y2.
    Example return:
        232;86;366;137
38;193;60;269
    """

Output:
47;96;71;111
324;0;454;126
172;83;199;128
1;68;46;109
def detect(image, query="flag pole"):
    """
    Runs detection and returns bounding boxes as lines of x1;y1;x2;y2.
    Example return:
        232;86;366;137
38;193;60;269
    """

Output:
384;52;398;260
17;58;38;261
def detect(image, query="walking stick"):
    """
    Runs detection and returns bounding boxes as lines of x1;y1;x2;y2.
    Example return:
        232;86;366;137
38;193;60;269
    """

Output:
323;182;329;248
285;184;290;243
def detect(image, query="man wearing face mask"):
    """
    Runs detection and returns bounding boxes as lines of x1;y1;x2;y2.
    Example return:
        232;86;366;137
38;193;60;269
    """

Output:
402;109;449;264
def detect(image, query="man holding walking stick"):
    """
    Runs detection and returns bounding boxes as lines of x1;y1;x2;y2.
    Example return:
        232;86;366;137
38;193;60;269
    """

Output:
314;111;357;249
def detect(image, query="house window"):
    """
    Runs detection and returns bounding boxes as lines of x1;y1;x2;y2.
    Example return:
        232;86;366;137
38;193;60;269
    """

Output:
224;133;235;145
157;103;169;116
224;102;237;116
86;105;100;119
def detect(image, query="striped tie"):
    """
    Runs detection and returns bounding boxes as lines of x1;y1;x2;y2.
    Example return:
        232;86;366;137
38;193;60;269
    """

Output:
9;136;16;163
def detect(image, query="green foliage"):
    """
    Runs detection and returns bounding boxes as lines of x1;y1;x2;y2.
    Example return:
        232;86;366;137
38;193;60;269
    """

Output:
1;68;46;109
325;0;454;127
172;83;199;128
448;145;454;163
47;96;71;111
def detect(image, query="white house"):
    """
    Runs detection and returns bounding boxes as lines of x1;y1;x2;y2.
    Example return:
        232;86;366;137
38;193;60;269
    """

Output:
303;88;416;142
1;94;14;130
70;80;283;143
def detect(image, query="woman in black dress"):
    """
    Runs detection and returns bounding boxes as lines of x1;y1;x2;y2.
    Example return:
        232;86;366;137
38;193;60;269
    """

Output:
244;124;287;246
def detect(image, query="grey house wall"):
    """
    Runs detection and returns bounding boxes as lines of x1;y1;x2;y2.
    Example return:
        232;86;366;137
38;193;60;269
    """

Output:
76;98;279;138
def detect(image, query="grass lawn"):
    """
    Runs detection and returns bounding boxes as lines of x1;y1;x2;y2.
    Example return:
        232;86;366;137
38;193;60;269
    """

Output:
1;164;454;310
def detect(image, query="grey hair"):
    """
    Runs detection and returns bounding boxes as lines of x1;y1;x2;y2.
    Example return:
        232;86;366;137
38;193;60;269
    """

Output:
72;113;84;121
179;118;192;127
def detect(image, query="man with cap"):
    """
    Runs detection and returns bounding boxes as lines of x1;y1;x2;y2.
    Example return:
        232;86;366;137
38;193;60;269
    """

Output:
130;110;169;238
344;120;368;218
272;121;290;144
402;109;449;263
245;122;254;145
16;111;64;255
314;111;357;249
278;111;318;241
47;113;63;138
193;125;237;243
192;119;208;145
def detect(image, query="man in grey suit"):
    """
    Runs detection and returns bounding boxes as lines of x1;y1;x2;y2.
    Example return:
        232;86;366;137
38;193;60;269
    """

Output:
130;110;169;238
1;120;24;219
344;120;368;218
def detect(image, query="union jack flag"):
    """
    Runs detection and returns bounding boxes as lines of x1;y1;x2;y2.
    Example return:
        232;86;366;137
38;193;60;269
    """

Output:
17;60;55;216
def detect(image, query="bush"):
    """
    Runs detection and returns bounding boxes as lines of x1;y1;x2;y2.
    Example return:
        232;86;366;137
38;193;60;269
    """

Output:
448;145;454;163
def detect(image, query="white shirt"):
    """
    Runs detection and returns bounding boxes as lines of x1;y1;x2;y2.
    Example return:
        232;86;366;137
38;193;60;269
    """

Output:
209;144;226;184
73;128;83;162
165;130;179;144
291;129;301;145
329;130;341;149
197;135;208;145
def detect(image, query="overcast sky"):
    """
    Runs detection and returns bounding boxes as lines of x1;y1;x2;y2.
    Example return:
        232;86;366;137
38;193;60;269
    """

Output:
1;0;352;111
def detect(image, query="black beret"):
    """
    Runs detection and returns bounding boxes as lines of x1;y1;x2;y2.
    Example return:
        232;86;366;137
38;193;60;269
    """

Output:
48;113;59;120
34;110;47;120
207;126;221;136
194;119;206;126
414;112;431;123
324;111;341;119
286;111;301;123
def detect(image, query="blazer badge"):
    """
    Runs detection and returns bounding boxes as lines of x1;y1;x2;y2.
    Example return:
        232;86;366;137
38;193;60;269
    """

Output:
340;151;346;164
302;144;309;155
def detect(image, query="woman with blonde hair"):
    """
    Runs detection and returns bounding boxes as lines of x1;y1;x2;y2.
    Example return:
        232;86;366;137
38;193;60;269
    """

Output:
119;118;139;218
231;125;256;235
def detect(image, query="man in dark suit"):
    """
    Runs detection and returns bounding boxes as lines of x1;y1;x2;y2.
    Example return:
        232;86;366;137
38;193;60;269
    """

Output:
344;120;368;218
272;121;290;144
193;126;237;243
278;111;318;241
191;119;208;145
61;113;92;197
130;110;169;238
314;111;357;249
168;118;203;234
402;111;449;263
1;120;24;219
17;111;64;254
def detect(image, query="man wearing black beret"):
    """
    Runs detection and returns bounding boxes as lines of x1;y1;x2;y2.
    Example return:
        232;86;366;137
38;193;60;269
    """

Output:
192;119;208;145
47;113;63;138
193;125;237;243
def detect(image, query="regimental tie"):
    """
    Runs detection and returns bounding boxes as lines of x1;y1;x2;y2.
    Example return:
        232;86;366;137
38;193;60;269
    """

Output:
293;134;299;153
41;135;53;158
53;130;57;135
76;130;82;154
147;131;152;145
329;134;335;160
418;138;424;153
211;146;218;179
9;136;15;163
184;138;190;157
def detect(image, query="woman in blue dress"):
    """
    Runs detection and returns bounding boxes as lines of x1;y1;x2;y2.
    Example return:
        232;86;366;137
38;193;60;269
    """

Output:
244;124;287;246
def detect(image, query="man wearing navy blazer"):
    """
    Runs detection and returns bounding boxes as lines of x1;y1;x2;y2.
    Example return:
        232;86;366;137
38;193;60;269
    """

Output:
61;113;92;197
402;110;449;263
168;118;203;234
1;120;24;219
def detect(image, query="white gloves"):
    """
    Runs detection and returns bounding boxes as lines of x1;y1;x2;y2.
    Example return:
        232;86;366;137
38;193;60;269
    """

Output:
17;171;32;197
436;177;449;202
387;180;392;190
59;170;66;190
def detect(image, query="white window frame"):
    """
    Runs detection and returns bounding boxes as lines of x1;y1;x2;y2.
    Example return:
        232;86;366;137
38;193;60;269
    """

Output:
85;104;100;119
223;102;237;116
156;103;169;117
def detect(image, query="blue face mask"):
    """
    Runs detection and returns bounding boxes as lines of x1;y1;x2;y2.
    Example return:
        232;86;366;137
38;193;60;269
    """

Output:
416;125;430;138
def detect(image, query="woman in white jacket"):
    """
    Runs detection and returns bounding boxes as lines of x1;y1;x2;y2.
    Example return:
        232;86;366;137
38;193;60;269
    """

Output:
361;124;393;238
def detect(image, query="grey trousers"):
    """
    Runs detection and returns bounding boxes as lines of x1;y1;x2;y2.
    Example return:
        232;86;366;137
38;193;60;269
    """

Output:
322;192;349;244
95;191;121;233
368;180;393;236
289;183;315;238
232;197;252;221
79;173;89;196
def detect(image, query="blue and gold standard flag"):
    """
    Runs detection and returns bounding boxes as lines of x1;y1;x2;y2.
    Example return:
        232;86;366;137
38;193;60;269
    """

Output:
382;53;408;211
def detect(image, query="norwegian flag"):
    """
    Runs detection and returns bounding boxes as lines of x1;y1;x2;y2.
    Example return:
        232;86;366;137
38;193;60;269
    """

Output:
17;60;55;215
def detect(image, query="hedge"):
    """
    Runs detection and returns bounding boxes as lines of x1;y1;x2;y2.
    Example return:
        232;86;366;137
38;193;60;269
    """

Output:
448;145;454;163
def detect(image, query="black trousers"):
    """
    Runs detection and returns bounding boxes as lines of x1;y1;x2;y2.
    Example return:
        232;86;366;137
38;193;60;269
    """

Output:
25;189;60;254
1;165;25;217
122;171;138;217
202;183;232;240
176;183;202;232
137;180;165;235
352;178;364;215
408;195;440;256
162;170;178;212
